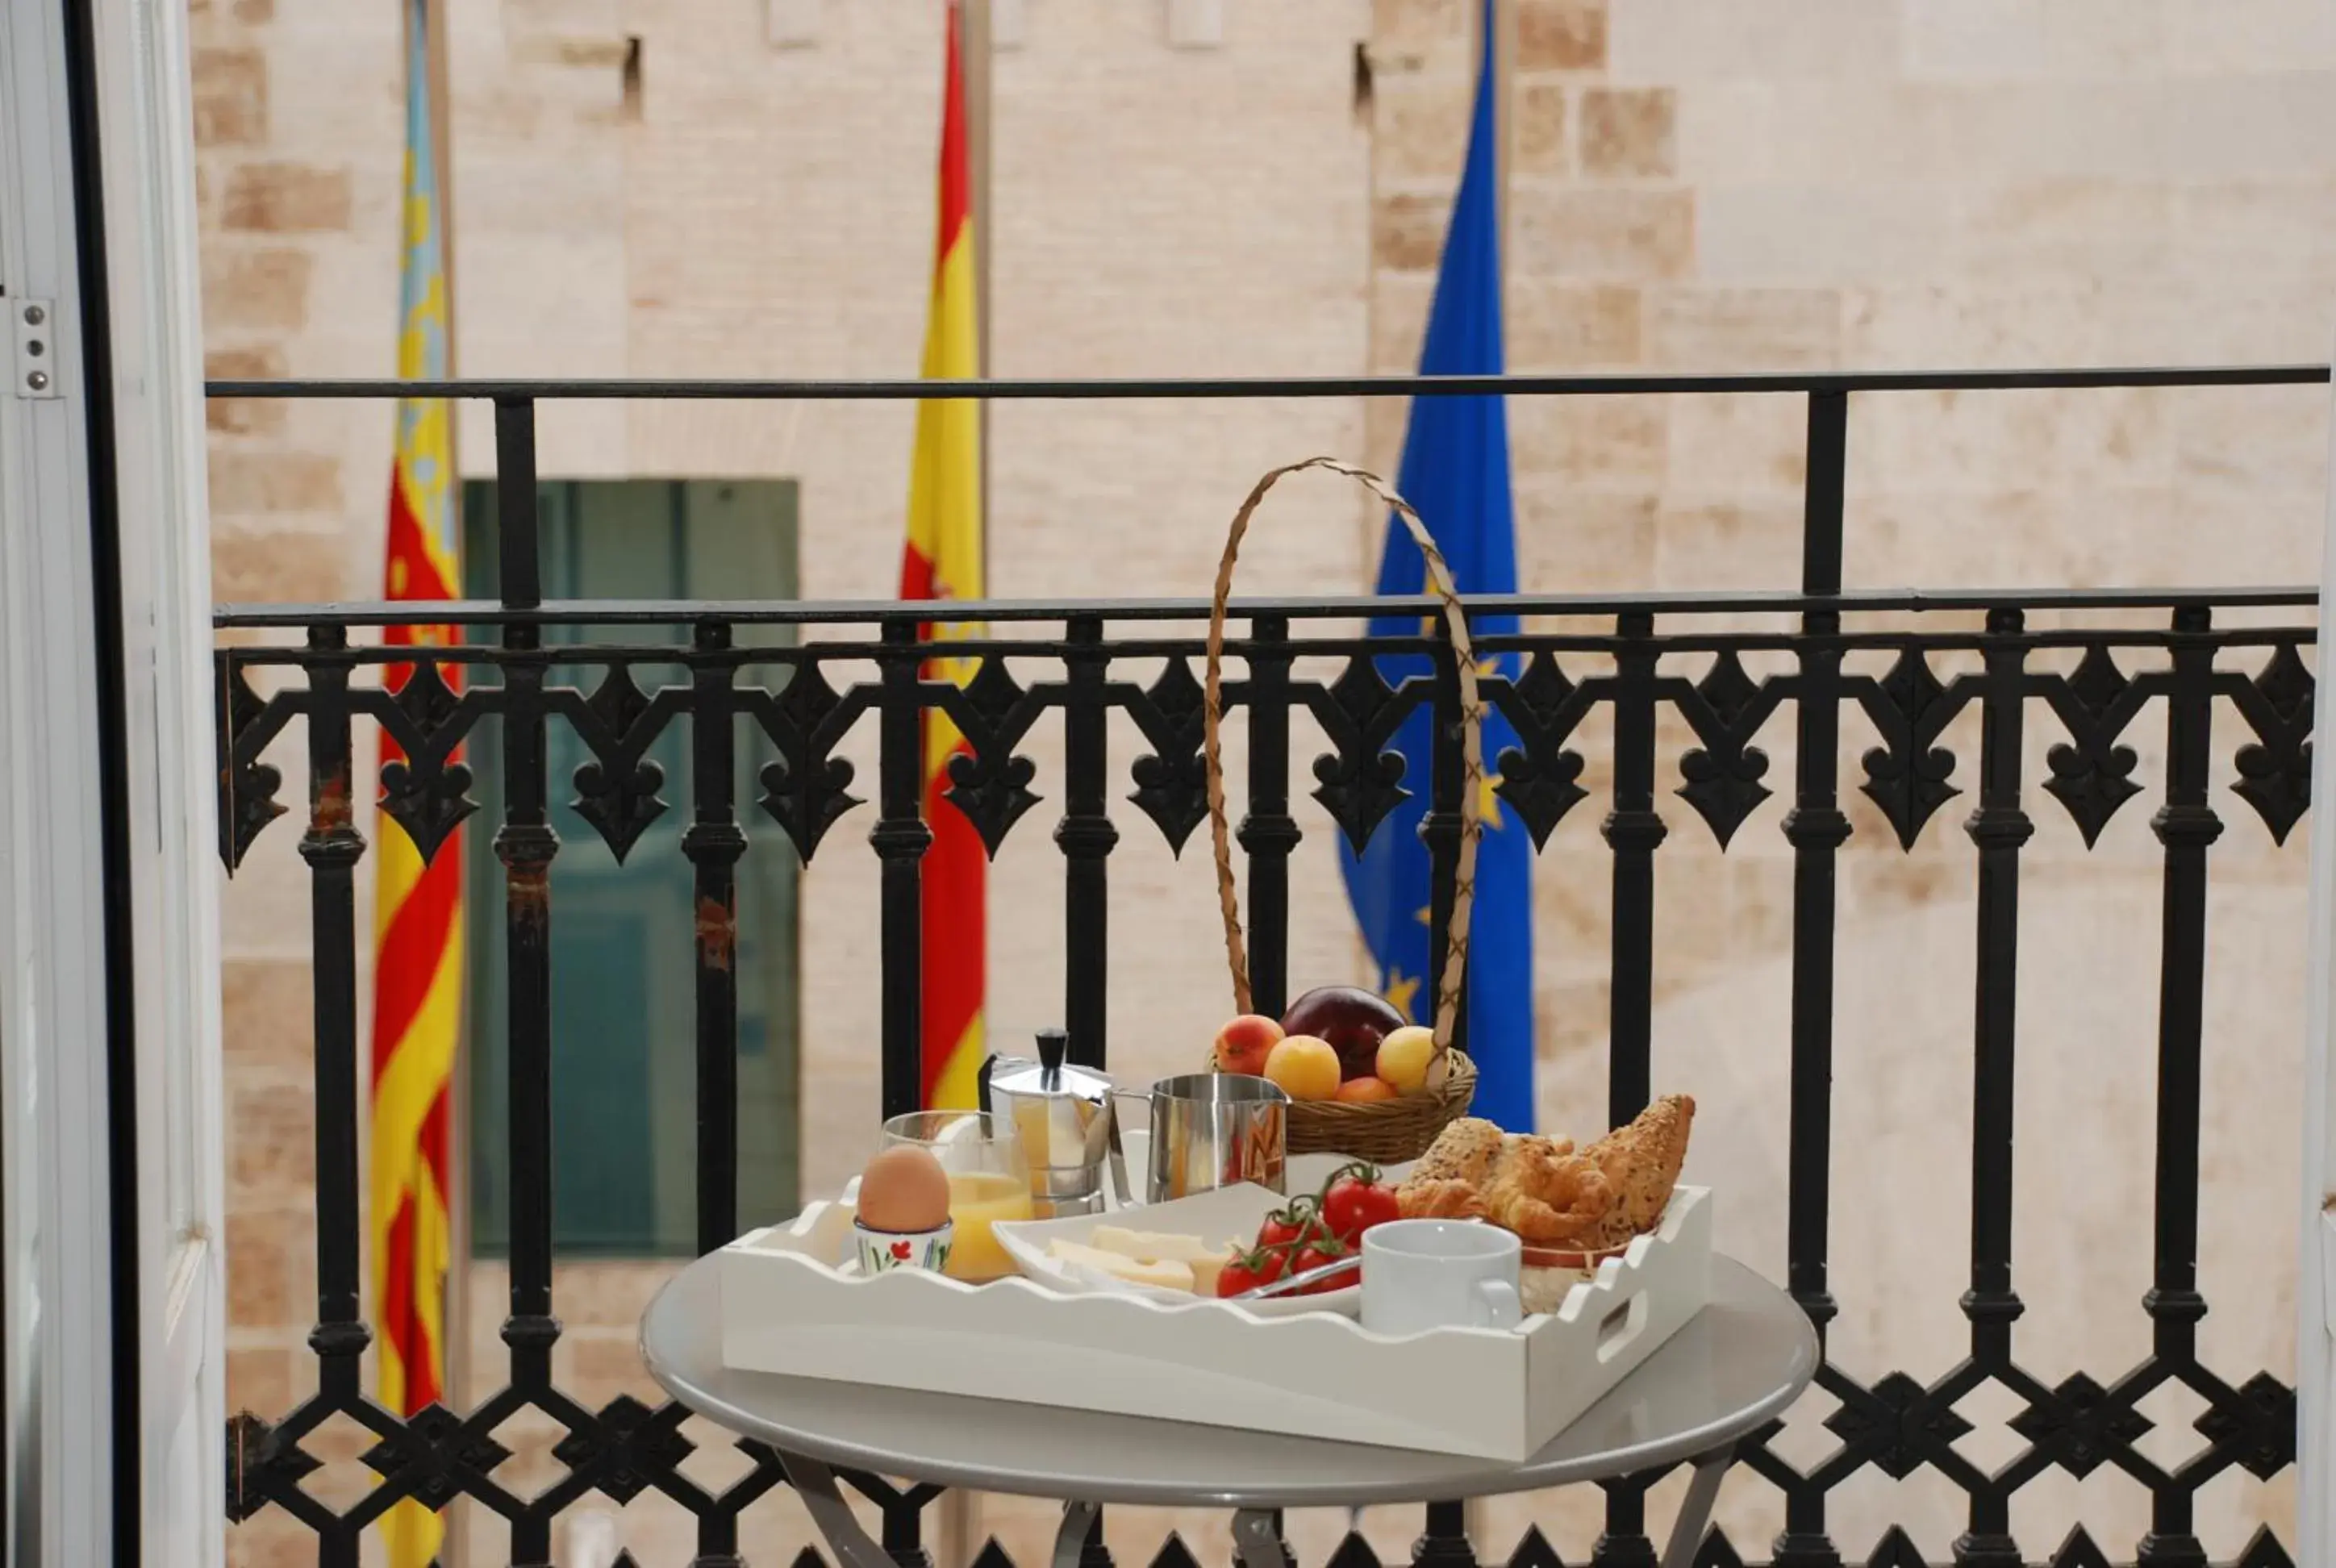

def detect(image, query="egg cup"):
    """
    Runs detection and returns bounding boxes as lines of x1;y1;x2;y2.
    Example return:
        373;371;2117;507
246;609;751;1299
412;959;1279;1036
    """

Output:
853;1219;954;1277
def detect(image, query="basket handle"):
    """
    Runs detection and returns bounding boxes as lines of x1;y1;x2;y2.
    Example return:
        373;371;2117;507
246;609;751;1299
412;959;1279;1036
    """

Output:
1202;457;1485;1055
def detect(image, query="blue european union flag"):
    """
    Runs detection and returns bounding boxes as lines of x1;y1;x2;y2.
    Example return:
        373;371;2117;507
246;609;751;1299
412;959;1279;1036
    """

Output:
1338;2;1535;1132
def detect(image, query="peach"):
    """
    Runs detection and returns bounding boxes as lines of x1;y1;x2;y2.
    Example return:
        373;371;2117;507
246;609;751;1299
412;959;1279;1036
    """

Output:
1263;1035;1341;1103
1211;1013;1285;1078
1375;1024;1437;1095
1334;1075;1399;1104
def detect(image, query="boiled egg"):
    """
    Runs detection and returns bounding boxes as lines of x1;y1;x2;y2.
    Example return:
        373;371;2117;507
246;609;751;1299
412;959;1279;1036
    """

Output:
856;1145;951;1234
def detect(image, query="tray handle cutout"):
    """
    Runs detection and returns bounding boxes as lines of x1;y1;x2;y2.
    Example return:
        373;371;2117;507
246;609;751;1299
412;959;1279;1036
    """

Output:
1596;1291;1653;1365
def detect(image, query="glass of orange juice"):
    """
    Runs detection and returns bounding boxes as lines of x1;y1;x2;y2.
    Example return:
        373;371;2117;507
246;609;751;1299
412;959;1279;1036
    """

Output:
878;1111;1033;1282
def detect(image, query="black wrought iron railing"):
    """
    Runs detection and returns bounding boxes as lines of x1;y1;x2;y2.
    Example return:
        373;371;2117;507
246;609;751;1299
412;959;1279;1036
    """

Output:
213;368;2322;1568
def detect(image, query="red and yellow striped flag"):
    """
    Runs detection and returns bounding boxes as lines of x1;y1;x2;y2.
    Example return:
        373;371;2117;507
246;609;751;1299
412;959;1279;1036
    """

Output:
373;4;459;1564
902;0;986;1110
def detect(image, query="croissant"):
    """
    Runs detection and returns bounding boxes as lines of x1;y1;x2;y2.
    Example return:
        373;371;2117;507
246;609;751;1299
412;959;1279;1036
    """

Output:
1400;1125;1612;1242
1395;1177;1486;1221
1479;1138;1612;1246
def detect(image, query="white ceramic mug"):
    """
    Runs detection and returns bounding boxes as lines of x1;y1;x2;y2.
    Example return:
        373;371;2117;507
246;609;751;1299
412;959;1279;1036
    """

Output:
1361;1220;1523;1335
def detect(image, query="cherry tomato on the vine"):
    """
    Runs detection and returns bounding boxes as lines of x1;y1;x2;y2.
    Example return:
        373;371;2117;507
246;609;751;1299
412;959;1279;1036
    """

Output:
1320;1163;1400;1244
1216;1247;1287;1299
1292;1236;1359;1295
1256;1197;1318;1256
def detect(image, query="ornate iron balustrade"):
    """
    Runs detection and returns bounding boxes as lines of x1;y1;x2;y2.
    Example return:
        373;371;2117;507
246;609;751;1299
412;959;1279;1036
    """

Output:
211;369;2321;1568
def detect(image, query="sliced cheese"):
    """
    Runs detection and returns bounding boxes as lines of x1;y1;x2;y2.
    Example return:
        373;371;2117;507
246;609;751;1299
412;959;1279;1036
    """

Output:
1088;1226;1228;1263
1045;1238;1195;1292
1051;1240;1195;1292
1086;1226;1239;1295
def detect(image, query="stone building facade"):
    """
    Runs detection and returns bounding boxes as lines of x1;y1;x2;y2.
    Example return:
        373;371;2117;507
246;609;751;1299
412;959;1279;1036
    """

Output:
200;1;2335;1563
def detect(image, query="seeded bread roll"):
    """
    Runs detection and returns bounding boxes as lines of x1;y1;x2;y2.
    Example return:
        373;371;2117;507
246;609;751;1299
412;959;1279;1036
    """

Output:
1407;1116;1504;1185
1582;1094;1696;1245
1395;1117;1506;1220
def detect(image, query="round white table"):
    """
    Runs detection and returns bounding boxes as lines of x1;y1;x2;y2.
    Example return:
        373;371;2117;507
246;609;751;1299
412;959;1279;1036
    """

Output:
641;1254;1817;1568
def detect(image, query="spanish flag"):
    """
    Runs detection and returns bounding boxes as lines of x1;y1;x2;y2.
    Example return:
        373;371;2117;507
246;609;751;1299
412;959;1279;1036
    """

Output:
902;0;986;1110
373;2;460;1563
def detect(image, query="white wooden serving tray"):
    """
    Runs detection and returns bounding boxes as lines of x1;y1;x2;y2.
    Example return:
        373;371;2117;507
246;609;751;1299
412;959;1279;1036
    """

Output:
716;1185;1712;1461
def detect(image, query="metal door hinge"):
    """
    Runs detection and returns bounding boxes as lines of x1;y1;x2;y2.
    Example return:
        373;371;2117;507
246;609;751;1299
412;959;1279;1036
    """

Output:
14;298;60;398
2321;1207;2336;1334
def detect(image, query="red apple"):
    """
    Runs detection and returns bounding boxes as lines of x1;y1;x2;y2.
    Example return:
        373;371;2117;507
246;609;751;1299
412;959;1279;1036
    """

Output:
1212;1013;1284;1077
1280;985;1407;1082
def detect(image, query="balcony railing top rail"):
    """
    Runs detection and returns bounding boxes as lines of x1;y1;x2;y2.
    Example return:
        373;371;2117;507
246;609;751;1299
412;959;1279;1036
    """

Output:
215;586;2321;630
208;363;2333;402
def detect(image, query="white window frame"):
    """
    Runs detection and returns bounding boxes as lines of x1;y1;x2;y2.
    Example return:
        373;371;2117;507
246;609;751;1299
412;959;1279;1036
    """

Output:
92;0;227;1561
0;0;221;1562
0;0;125;1555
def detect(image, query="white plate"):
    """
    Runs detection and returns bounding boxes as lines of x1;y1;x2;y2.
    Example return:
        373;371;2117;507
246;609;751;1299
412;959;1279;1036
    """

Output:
993;1182;1351;1317
993;1180;1387;1320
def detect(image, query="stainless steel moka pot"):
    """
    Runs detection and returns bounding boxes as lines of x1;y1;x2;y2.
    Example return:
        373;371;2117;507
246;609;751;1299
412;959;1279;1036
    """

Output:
977;1028;1127;1217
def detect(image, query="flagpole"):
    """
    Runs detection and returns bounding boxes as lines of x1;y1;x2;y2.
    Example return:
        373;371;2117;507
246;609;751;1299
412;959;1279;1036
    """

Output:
419;1;474;1564
967;0;993;590
1466;3;1507;1555
944;17;992;1558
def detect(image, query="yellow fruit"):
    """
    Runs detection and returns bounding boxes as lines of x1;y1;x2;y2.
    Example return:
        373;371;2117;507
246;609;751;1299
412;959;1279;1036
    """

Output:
1263;1035;1341;1102
1335;1075;1399;1104
1375;1024;1436;1094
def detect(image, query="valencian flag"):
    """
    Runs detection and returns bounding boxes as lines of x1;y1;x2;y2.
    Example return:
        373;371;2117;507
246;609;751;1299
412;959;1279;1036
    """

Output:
1338;0;1537;1131
371;2;460;1563
902;0;987;1110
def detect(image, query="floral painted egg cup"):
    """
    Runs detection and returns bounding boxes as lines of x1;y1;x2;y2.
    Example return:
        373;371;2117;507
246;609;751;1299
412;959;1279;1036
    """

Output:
853;1219;953;1276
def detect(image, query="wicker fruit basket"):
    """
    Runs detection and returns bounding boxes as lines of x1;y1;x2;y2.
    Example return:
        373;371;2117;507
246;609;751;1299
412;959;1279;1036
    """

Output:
1201;458;1483;1162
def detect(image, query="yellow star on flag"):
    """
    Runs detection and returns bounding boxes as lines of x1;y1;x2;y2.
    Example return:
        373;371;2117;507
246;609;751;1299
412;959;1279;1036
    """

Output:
1383;970;1423;1024
1477;768;1506;828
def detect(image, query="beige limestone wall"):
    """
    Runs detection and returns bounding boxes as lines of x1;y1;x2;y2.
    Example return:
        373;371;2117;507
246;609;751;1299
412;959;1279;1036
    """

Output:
202;0;2332;1564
